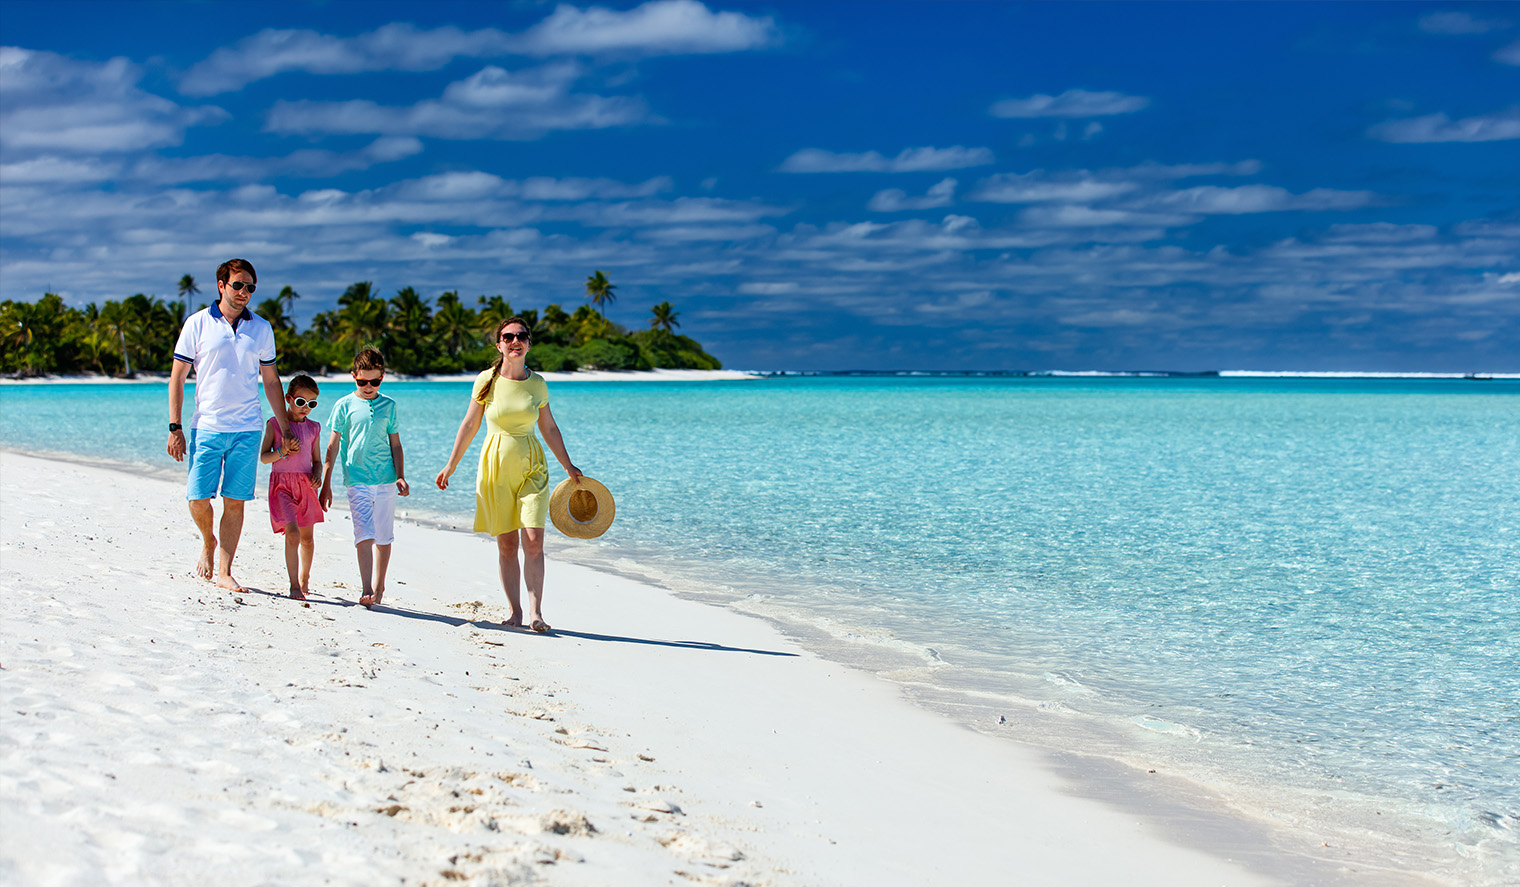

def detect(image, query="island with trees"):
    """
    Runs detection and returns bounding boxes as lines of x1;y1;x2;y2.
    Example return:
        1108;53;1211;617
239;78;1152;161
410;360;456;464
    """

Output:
0;271;721;377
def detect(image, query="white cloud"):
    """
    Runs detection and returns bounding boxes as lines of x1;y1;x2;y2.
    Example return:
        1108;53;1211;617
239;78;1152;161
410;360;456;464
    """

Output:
779;146;993;173
264;63;650;140
1419;12;1509;35
1018;205;1195;228
1497;40;1520;65
1369;108;1520;142
969;172;1138;204
518;0;778;55
1118;160;1264;179
1144;185;1378;214
868;178;957;212
0;47;227;155
179;2;777;96
989;89;1149;118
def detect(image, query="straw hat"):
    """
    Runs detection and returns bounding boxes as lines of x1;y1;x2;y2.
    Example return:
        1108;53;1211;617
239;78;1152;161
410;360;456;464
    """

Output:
549;476;615;539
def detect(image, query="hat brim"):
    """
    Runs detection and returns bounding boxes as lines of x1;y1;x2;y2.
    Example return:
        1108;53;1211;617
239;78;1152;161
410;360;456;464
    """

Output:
549;476;615;539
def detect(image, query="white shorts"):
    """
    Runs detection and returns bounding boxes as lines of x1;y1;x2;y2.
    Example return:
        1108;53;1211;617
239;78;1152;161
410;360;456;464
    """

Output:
346;483;397;545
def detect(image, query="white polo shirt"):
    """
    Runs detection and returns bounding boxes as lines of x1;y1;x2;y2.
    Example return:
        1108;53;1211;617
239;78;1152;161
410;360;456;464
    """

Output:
173;302;278;433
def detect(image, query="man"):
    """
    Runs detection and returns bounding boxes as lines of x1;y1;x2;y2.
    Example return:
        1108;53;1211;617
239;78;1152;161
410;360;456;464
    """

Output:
167;258;292;592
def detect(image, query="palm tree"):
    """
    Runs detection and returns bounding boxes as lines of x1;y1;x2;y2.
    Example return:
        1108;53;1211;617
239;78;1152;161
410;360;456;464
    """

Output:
257;298;292;331
176;275;198;325
584;270;616;317
277;284;299;318
477;294;513;329
431;291;478;357
335;281;386;348
649;301;680;332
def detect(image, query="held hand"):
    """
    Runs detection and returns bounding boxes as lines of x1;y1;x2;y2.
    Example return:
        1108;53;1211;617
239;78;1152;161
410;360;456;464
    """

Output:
435;467;452;491
167;430;186;462
281;435;300;457
319;484;333;511
396;478;410;497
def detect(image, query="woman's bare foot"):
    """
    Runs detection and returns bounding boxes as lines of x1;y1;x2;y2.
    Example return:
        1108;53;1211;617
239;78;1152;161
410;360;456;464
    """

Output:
195;544;216;580
289;586;306;601
359;592;375;608
371;585;384;606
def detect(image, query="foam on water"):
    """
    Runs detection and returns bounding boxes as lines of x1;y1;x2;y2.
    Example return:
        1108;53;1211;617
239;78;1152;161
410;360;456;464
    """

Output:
4;375;1517;883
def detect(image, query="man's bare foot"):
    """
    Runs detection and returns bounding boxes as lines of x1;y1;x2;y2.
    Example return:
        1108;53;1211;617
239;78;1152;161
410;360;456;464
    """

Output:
504;614;524;628
215;572;244;592
195;544;216;580
529;618;551;634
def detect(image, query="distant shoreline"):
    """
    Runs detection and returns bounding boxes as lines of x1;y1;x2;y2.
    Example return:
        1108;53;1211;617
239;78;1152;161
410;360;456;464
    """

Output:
6;368;1516;384
0;368;765;385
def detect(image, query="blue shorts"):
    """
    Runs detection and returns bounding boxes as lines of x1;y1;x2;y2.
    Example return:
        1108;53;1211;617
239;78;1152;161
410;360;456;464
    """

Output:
186;429;261;501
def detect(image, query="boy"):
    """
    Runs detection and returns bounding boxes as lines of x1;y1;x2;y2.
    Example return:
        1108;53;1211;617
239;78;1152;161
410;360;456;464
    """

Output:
320;347;409;607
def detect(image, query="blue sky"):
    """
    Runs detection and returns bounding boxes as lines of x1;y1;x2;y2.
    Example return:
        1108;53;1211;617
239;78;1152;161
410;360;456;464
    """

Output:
2;1;1516;371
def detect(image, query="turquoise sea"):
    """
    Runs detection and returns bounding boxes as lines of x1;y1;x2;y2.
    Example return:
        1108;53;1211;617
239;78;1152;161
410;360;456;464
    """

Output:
3;375;1517;883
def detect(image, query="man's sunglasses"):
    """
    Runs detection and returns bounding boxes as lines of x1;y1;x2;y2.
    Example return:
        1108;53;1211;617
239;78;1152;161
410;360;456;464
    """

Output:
292;396;317;408
226;280;256;293
354;377;383;387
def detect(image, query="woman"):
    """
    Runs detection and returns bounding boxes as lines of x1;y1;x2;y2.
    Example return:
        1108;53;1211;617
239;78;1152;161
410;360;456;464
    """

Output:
435;317;583;632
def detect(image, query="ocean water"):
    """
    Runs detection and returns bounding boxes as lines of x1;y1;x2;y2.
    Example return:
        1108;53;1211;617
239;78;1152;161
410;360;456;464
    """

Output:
3;375;1517;883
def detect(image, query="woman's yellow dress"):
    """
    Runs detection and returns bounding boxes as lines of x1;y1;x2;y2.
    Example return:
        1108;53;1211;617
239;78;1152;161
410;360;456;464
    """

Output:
472;369;551;534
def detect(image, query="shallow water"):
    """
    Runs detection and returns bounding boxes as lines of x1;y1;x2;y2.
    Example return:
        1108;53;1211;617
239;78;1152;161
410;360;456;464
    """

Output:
4;375;1517;883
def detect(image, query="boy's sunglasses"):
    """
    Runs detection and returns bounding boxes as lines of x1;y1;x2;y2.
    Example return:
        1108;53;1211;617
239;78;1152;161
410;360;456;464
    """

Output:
226;280;256;293
354;377;383;387
292;396;317;408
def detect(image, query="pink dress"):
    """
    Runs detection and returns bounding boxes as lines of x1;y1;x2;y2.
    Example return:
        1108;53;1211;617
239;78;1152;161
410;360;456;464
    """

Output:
268;417;324;532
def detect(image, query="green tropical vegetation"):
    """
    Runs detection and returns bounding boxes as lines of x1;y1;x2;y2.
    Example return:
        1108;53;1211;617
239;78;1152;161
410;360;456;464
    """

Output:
0;273;721;377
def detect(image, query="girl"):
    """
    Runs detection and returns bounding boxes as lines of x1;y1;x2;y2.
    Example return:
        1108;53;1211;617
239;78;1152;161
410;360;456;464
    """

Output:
261;374;325;599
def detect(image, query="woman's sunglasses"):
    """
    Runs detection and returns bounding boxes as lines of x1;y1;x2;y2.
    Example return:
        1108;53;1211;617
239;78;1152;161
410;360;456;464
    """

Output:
227;280;256;293
500;331;531;343
291;396;317;408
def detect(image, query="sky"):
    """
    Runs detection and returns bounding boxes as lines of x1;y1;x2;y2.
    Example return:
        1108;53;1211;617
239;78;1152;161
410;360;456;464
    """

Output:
1;1;1517;372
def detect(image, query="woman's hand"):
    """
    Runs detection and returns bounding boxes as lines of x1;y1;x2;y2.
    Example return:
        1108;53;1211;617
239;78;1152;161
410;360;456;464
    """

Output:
435;466;453;490
567;464;584;483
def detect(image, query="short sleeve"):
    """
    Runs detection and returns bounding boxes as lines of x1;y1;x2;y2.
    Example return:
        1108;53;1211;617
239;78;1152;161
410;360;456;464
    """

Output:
329;401;349;434
172;318;198;364
259;324;277;366
472;369;495;405
536;375;550;409
386;400;399;434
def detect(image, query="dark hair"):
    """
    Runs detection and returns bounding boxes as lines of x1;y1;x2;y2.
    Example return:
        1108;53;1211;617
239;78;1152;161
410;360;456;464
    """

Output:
352;346;386;373
216;258;257;284
286;373;318;397
477;317;532;404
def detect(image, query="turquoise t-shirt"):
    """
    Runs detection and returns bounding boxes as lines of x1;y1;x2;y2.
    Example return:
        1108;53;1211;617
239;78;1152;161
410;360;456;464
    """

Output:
329;392;399;486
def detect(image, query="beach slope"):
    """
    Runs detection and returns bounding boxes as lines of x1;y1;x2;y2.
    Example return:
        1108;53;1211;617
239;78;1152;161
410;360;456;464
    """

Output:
1;450;1283;886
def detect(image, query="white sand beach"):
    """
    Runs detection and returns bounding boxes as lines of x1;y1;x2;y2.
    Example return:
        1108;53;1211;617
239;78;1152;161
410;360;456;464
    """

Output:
2;449;1410;886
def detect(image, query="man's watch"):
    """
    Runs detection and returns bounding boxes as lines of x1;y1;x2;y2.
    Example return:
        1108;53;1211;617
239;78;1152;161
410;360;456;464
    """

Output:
169;423;183;432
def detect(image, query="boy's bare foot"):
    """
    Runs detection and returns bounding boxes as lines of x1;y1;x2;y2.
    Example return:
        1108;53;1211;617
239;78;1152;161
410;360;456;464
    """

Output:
195;544;216;580
215;572;245;592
